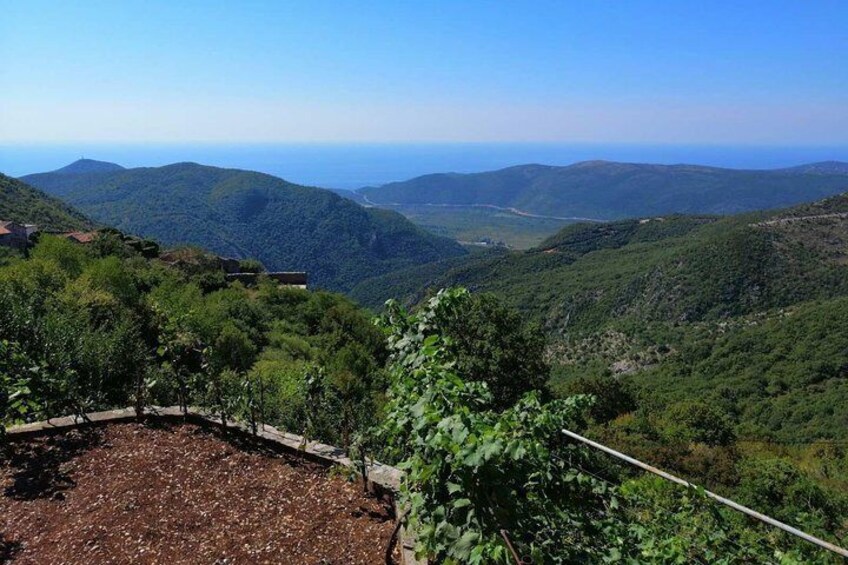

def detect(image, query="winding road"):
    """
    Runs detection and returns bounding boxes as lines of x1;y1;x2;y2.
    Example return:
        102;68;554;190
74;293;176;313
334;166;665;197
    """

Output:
360;194;605;223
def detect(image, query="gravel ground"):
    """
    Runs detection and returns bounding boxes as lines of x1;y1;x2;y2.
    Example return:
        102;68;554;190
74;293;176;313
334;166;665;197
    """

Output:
1;422;398;564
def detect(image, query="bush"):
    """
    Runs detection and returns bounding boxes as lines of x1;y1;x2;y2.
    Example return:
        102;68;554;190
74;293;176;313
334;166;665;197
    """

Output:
238;258;265;273
376;289;611;563
660;400;737;447
410;291;550;411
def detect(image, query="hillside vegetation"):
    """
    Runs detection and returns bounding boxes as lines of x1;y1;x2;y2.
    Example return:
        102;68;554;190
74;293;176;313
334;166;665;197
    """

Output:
347;195;848;558
353;194;848;445
358;160;848;219
22;161;466;291
0;173;94;231
0;233;390;448
1;235;844;561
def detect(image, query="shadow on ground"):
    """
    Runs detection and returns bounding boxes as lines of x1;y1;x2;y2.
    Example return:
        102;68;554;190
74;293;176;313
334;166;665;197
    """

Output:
3;428;103;500
0;534;22;563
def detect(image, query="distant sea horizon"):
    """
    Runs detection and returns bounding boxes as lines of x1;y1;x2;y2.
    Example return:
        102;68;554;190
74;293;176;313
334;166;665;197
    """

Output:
3;142;847;190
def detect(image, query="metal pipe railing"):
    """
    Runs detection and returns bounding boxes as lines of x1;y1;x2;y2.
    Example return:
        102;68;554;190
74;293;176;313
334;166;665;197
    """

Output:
561;428;848;559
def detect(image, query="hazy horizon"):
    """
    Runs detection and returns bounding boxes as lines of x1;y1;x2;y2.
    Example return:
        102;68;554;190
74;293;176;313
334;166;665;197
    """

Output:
5;142;847;189
4;2;847;187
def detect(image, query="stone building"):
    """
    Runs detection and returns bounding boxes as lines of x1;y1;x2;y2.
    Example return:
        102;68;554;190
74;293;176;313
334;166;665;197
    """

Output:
0;221;31;251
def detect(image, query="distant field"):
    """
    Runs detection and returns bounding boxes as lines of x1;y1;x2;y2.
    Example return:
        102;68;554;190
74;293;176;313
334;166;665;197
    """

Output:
388;203;575;249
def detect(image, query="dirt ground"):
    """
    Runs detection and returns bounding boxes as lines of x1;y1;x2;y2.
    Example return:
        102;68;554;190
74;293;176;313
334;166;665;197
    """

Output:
0;422;398;564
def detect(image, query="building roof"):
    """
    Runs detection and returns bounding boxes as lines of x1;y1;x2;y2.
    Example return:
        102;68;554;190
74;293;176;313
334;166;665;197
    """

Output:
64;231;99;243
0;221;25;236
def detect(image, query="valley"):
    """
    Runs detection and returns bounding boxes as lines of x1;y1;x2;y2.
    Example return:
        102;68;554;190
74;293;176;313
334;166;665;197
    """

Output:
345;159;848;249
3;158;848;561
364;202;580;249
6;3;848;561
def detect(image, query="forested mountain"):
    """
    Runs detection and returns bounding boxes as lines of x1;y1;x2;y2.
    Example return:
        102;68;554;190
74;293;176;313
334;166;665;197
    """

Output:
13;159;848;556
22;162;466;291
780;160;848;175
0;173;94;231
357;160;848;219
50;158;125;175
352;193;848;444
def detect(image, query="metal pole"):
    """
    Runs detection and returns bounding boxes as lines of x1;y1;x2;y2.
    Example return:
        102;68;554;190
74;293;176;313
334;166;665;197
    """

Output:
561;428;848;559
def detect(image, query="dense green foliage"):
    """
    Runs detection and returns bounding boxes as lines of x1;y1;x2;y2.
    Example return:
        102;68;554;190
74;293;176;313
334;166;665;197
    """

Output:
22;162;466;291
353;197;848;443
373;289;845;563
619;298;848;443
429;292;550;410
375;290;608;563
0;173;94;231
352;195;848;554
358;160;848;219
0;340;38;441
0;235;388;447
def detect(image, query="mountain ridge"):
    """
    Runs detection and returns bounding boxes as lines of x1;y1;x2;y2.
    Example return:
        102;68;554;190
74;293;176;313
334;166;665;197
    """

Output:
52;158;125;175
357;160;848;220
22;161;466;291
351;192;848;443
353;191;848;324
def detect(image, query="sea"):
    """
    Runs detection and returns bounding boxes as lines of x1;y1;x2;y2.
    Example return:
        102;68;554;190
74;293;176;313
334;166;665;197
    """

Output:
2;143;847;190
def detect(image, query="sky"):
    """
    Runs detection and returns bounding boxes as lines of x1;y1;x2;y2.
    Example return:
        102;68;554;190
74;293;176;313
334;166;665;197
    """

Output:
1;0;847;144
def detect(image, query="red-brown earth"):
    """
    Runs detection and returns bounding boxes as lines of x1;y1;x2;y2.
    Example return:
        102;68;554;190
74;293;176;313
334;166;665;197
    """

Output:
0;422;398;564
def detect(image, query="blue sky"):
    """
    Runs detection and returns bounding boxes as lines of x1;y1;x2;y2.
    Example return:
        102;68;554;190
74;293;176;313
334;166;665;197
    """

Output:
1;0;847;143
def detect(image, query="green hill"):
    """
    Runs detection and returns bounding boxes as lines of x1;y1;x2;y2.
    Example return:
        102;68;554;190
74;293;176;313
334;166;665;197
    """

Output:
0;173;94;231
358;160;848;219
52;158;125;175
354;196;848;325
352;194;848;442
22;162;466;291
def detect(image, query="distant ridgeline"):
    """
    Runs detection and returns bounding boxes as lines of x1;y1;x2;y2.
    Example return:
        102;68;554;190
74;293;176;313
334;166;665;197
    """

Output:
356;160;848;218
353;193;848;443
22;160;467;292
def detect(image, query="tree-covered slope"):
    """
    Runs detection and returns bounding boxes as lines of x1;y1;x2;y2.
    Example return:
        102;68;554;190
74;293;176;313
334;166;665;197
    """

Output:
22;162;466;291
3;228;842;562
358;160;848;219
0;173;94;231
355;196;848;328
352;195;848;443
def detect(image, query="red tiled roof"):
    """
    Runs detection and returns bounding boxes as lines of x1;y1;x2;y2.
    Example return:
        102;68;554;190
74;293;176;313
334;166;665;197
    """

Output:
64;231;99;243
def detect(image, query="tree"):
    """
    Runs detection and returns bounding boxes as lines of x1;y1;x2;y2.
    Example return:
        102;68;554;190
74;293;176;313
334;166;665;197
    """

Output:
376;289;610;563
659;400;736;447
238;258;265;273
429;291;550;410
564;374;636;424
0;340;37;443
